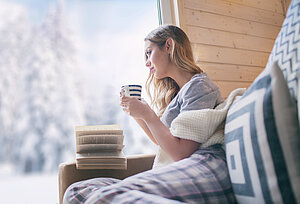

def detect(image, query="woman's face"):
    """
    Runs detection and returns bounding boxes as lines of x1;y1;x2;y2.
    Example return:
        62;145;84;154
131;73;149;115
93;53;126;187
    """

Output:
144;40;171;79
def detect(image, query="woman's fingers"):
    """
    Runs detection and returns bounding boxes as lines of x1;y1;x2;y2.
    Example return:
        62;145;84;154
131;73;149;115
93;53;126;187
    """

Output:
120;101;127;107
120;97;146;117
120;96;138;104
122;107;129;113
120;96;129;107
120;96;129;101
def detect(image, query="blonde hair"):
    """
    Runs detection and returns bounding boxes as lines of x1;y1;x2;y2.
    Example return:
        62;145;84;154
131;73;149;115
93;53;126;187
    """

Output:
144;25;203;117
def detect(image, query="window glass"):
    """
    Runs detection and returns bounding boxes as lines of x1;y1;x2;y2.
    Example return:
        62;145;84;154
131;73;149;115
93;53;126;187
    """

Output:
0;0;158;203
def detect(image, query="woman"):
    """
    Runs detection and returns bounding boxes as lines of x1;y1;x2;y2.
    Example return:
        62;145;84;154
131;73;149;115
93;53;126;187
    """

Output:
121;25;224;168
63;25;235;204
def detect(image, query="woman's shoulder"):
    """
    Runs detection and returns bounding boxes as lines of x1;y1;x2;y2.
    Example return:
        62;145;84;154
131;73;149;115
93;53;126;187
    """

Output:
177;72;223;110
190;72;213;83
182;72;218;93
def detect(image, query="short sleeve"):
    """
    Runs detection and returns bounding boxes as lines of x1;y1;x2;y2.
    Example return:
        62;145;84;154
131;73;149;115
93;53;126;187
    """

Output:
161;73;222;128
179;78;221;112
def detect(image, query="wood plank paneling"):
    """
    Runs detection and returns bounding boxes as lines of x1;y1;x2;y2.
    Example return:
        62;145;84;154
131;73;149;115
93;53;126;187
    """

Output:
198;62;264;82
215;80;252;97
187;26;275;52
176;0;285;97
282;0;292;15
185;8;281;39
184;0;284;26
226;0;283;14
193;44;270;67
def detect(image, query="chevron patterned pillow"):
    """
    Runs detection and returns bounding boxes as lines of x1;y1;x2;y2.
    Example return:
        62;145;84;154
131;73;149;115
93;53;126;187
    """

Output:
224;62;300;204
265;0;300;103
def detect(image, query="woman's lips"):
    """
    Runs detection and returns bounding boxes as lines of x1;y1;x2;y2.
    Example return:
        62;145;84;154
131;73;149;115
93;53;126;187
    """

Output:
150;67;154;73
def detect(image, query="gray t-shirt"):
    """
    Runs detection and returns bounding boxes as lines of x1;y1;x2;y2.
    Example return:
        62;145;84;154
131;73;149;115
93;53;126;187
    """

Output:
161;73;223;128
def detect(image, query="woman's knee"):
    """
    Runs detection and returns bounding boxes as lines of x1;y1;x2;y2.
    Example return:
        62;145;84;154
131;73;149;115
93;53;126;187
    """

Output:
63;178;121;204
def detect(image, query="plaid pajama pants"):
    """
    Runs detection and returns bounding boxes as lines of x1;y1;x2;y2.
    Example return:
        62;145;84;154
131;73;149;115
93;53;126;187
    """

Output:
63;144;236;204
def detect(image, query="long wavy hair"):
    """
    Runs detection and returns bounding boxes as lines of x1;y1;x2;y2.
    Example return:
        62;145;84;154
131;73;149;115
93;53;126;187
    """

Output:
144;25;203;118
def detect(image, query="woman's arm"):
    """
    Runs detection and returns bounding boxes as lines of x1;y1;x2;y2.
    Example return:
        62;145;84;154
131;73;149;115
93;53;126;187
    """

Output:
121;97;199;161
134;118;158;145
143;109;199;161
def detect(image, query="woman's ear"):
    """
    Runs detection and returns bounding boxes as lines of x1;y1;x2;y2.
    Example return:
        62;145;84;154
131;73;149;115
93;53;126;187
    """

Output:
165;38;173;54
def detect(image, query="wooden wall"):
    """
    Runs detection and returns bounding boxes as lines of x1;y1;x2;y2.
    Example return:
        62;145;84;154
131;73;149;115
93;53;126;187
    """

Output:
174;0;290;97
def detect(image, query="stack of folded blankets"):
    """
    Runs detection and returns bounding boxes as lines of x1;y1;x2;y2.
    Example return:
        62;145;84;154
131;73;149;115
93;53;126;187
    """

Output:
75;124;127;170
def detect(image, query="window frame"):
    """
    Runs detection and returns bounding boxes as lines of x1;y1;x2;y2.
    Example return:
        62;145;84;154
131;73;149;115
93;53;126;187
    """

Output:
157;0;182;27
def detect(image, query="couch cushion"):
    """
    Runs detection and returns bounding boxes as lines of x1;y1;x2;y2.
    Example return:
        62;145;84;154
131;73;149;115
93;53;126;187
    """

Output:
224;61;300;203
265;0;300;103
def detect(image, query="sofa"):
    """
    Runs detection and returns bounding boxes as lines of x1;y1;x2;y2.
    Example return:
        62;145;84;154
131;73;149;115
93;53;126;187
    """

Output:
58;154;155;204
58;1;300;203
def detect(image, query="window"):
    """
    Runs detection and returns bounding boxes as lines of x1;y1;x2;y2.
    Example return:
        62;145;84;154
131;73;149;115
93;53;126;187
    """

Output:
157;0;182;26
0;0;158;203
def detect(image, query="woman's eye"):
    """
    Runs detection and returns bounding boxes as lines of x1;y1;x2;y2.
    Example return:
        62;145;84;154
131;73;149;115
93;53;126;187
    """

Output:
145;50;151;60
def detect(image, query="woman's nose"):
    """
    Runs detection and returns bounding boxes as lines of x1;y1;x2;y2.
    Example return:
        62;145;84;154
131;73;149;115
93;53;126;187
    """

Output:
145;59;151;67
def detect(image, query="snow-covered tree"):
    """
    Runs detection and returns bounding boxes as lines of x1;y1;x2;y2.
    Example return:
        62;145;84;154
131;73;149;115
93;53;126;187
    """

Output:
83;93;105;125
0;2;31;164
0;0;156;174
99;84;121;125
10;1;84;173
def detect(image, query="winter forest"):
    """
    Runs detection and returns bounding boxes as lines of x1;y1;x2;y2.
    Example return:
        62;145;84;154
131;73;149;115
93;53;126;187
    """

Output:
0;1;157;174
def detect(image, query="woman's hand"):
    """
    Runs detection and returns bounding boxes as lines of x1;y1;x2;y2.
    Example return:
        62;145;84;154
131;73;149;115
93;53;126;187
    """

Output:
120;96;151;120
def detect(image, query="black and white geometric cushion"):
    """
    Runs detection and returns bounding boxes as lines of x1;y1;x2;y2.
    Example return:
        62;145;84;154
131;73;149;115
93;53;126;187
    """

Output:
224;1;300;203
225;62;300;204
266;0;300;103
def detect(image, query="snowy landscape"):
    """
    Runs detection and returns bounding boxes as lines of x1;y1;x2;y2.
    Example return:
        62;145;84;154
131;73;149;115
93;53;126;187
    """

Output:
0;0;158;203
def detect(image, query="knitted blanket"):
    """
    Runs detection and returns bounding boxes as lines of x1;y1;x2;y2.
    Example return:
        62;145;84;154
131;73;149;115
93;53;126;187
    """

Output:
153;88;246;168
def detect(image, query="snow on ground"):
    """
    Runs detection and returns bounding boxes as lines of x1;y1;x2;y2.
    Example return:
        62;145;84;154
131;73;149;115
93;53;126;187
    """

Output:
0;173;58;204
